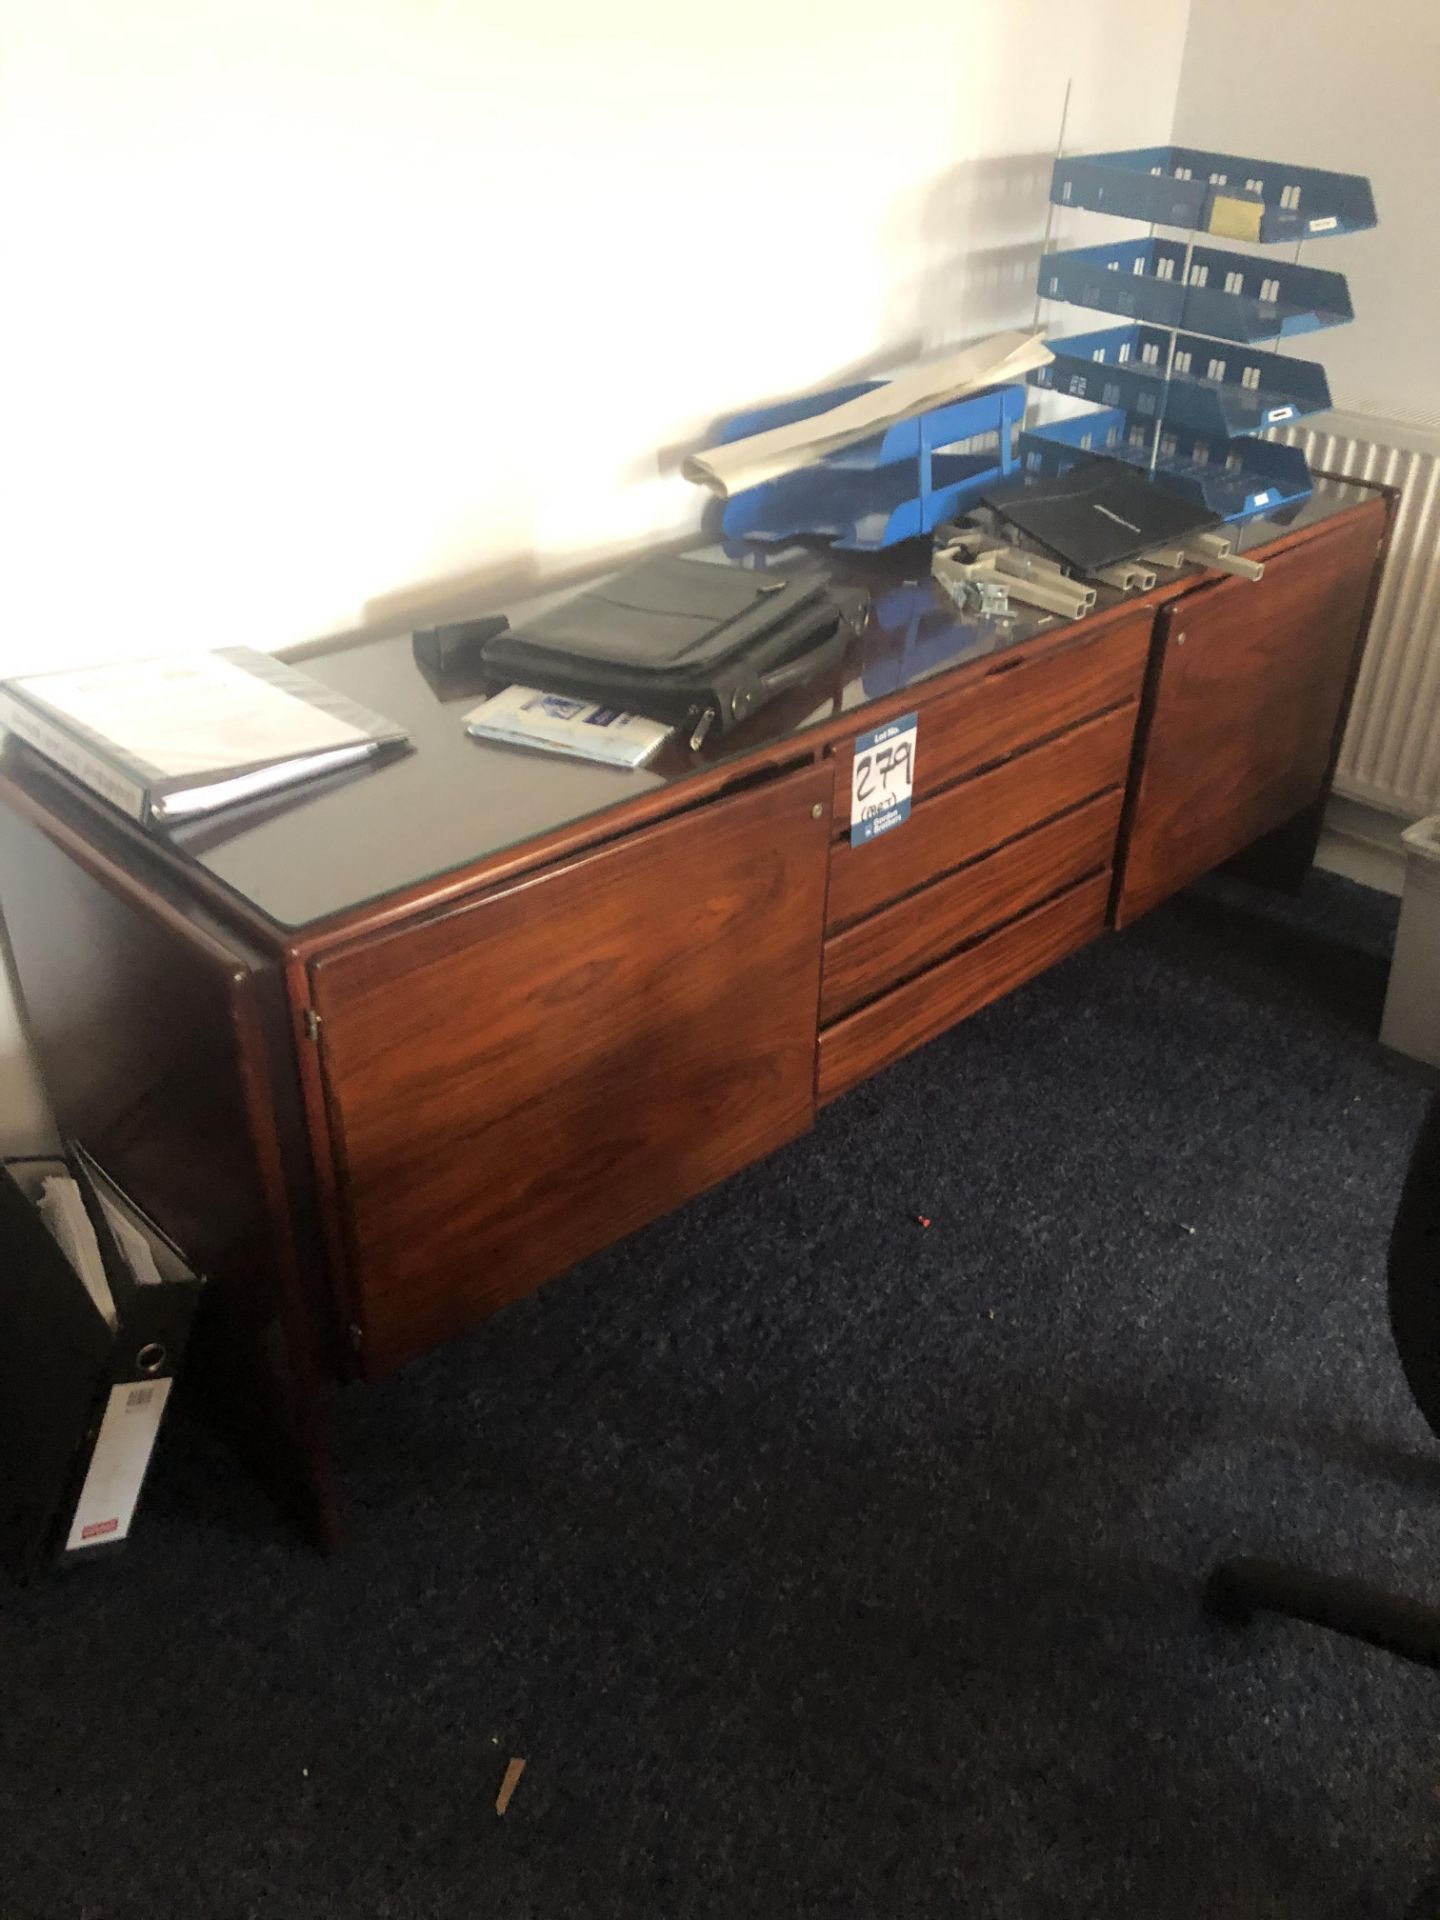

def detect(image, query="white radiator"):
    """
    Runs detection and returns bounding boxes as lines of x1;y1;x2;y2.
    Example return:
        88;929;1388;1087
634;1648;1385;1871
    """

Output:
1271;412;1440;816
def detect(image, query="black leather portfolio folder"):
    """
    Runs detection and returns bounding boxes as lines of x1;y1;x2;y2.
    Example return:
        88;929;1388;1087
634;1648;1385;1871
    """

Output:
982;462;1221;571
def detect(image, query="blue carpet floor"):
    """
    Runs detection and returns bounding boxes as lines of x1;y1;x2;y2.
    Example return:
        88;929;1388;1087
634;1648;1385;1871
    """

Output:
3;869;1436;1920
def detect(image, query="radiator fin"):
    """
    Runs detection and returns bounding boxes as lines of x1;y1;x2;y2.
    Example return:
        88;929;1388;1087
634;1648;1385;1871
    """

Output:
1273;418;1440;815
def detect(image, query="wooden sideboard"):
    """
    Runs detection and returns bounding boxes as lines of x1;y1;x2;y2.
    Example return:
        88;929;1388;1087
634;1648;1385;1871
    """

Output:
0;482;1393;1546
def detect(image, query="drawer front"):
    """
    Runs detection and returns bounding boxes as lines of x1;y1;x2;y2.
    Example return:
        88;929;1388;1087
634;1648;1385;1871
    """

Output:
831;612;1150;830
820;788;1122;1024
818;871;1110;1104
827;702;1136;929
309;764;834;1378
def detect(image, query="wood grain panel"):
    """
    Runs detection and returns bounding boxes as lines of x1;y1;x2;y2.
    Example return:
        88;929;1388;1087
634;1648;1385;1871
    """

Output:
817;872;1110;1104
828;703;1135;929
830;612;1150;829
1114;500;1386;926
1223;488;1397;897
820;788;1123;1023
311;764;834;1376
0;785;344;1548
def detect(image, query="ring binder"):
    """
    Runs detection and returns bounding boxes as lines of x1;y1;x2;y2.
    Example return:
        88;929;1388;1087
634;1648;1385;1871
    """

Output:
0;1145;204;1581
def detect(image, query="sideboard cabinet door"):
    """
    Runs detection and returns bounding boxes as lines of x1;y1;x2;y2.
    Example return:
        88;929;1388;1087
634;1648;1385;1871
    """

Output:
1115;502;1385;927
309;762;834;1376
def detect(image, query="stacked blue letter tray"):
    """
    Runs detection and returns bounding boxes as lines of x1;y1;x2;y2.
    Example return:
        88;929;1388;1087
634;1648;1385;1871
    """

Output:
711;381;1026;552
1026;142;1376;526
1030;322;1332;437
1037;239;1353;343
1018;408;1314;524
1049;147;1376;243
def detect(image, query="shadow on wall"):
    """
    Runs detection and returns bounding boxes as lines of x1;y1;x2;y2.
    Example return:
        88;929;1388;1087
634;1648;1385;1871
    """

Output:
322;549;631;661
662;153;1059;490
325;530;713;665
313;151;1059;655
884;150;1058;345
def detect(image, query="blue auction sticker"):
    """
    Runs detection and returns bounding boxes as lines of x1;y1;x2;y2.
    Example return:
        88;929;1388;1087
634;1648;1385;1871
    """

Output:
850;712;918;846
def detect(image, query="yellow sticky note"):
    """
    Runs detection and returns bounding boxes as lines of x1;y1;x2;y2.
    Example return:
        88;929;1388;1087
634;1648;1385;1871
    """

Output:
1208;194;1263;243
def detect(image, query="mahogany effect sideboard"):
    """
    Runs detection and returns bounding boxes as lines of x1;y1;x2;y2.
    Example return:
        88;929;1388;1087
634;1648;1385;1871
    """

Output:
0;480;1392;1546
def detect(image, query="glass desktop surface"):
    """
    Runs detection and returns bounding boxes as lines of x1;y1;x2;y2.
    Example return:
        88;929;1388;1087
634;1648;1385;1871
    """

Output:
156;479;1371;932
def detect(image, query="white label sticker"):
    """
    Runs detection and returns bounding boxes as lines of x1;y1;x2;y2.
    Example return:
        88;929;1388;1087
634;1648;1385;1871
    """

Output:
65;1379;172;1551
1266;405;1296;423
851;712;917;845
1308;215;1338;232
1251;490;1274;508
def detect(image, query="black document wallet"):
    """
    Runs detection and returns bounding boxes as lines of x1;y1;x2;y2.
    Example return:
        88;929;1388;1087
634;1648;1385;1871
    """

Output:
982;462;1220;571
0;1149;203;1581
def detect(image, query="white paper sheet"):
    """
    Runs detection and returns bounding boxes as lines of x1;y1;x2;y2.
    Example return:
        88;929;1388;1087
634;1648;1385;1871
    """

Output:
37;1175;117;1329
93;1189;166;1290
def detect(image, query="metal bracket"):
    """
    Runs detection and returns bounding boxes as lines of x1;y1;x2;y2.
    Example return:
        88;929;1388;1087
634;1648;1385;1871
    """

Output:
987;549;1098;611
1091;560;1157;593
1141;535;1262;582
935;541;1098;621
934;548;1095;622
1191;529;1235;559
971;577;1012;619
1181;544;1265;581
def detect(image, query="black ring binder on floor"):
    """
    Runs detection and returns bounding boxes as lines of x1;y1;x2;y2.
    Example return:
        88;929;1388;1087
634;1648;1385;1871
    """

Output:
0;1146;203;1582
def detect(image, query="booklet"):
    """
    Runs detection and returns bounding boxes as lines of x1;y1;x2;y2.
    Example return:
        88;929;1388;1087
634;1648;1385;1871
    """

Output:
464;685;673;770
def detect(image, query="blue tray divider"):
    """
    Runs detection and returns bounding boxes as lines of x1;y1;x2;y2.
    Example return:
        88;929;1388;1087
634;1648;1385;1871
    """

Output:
1030;322;1332;437
1038;239;1353;342
715;381;1025;551
1019;408;1313;523
1050;147;1377;242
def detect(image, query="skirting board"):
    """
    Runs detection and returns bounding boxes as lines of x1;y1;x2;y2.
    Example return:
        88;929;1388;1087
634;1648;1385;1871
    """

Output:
1315;793;1411;897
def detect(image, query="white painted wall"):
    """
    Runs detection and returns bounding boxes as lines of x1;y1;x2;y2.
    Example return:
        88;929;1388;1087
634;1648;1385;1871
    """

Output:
0;0;1195;1151
1172;0;1440;428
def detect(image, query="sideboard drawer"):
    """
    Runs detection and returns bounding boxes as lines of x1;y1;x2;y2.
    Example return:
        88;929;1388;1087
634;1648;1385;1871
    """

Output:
827;702;1136;929
831;611;1150;831
817;871;1110;1104
820;787;1122;1023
